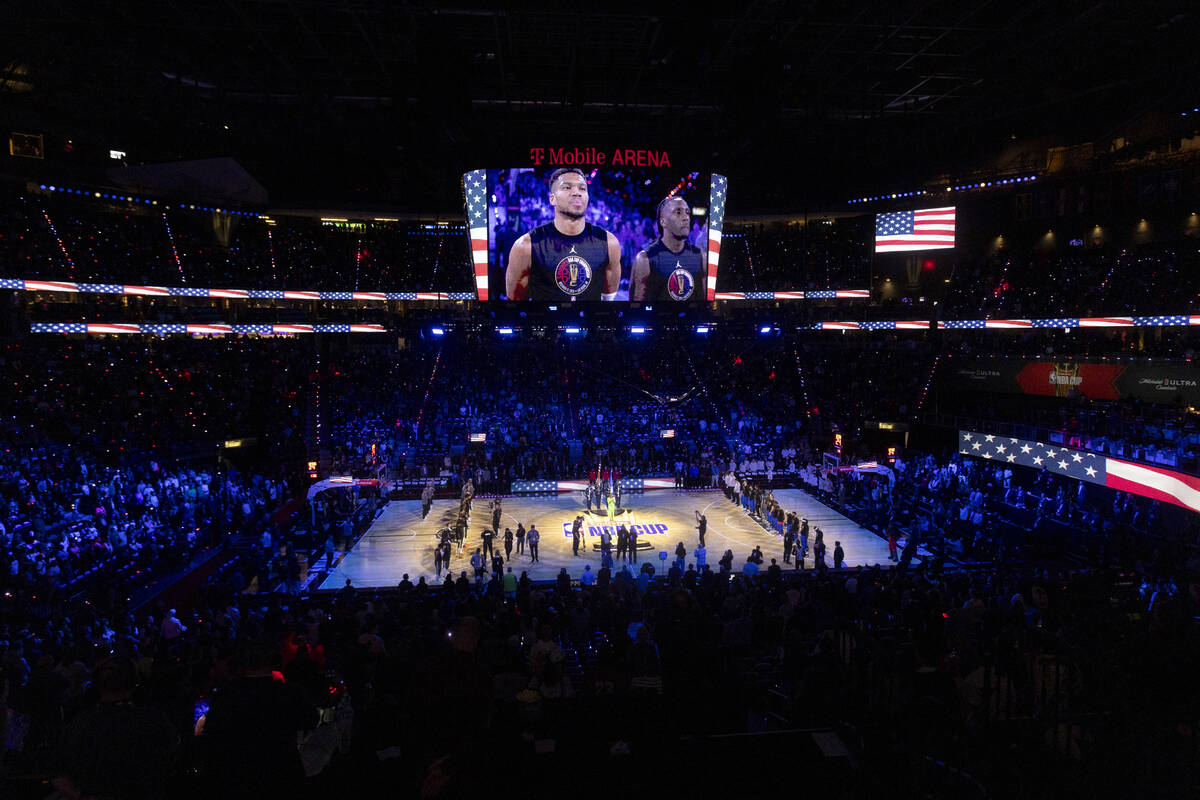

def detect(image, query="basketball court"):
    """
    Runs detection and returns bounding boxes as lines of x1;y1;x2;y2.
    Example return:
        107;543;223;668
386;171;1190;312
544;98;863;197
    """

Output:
320;487;898;589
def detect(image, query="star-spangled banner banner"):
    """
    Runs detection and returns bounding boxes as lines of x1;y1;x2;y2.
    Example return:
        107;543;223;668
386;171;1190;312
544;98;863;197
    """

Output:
509;477;682;494
706;174;727;301
3;275;882;304
463;169;490;300
711;290;871;300
958;429;1200;514
7;276;1198;328
30;322;388;336
804;316;1200;331
2;278;475;303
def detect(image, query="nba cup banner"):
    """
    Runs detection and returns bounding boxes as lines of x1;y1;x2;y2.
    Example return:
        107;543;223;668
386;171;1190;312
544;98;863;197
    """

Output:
946;359;1200;405
561;520;670;539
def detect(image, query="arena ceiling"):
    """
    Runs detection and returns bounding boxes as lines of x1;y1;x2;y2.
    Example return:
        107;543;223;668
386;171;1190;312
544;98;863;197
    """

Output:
5;1;1199;208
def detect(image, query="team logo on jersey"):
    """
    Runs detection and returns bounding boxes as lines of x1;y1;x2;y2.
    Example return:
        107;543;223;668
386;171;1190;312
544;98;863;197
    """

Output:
555;246;593;296
667;264;695;301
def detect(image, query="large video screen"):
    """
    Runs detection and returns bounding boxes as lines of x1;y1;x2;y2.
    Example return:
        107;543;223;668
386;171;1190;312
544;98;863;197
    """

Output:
874;206;956;253
464;168;726;303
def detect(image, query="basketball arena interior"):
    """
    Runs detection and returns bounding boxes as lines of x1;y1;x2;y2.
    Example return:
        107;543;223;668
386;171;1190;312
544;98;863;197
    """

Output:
3;4;1200;798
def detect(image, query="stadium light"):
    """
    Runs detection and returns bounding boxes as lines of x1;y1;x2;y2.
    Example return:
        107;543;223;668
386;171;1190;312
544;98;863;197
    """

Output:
565;327;581;334
760;325;772;334
431;327;444;336
497;327;514;335
695;326;709;334
631;327;645;335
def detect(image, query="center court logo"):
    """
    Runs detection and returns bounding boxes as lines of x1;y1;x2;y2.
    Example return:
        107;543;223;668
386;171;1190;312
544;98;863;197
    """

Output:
667;265;694;301
555;245;593;295
561;522;669;538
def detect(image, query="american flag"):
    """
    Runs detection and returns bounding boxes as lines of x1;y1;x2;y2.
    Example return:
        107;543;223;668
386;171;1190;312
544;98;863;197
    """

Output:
30;322;86;333
942;320;985;329
463;169;489;300
875;207;956;253
249;290;286;299
511;479;559;493
707;173;727;301
321;292;353;300
806;290;836;298
713;292;744;300
470;433;487;443
144;324;186;335
87;323;141;334
1033;318;1077;328
1134;315;1189;326
29;321;386;336
123;285;170;296
1079;317;1134;327
25;280;80;293
77;283;124;294
743;291;774;299
173;286;217;297
959;430;1200;514
0;278;24;289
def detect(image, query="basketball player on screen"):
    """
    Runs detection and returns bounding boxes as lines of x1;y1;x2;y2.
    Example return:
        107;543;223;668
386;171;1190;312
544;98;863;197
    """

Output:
630;195;705;304
505;168;623;301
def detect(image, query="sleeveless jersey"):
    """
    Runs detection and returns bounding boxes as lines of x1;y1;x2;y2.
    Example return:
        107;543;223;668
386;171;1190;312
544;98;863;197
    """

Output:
642;239;704;304
527;221;610;301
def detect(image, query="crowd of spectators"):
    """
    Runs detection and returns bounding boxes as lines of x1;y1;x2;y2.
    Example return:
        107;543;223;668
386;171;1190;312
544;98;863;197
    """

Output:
0;422;287;601
401;336;729;485
6;178;1200;796
820;445;1200;573
0;332;1193;797
0;338;310;461
315;333;933;490
719;219;874;291
0;191;473;291
4;516;1196;798
932;388;1200;474
942;245;1200;318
